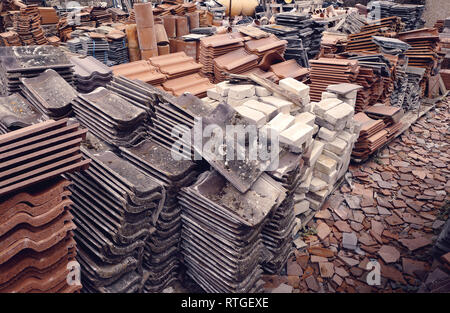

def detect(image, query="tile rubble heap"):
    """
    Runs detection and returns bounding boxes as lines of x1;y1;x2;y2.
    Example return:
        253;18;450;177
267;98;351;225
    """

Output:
0;119;90;293
263;98;450;293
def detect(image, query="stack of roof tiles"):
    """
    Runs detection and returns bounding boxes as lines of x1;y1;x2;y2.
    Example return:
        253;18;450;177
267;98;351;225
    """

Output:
352;112;387;159
388;3;425;31
13;5;48;46
0;45;74;96
179;170;286;292
320;32;347;57
0;31;21;46
57;17;73;42
257;24;299;65
38;7;59;25
403;66;426;110
0;93;42;133
213;48;259;83
107;32;129;65
65;134;166;293
112;60;167;85
67;38;82;53
0;178;79;293
0;118;89;196
120;139;201;292
90;7;112;26
346;53;395;112
106;76;160;120
149;52;203;79
79;34;109;64
20;69;77;119
398;28;440;96
0;118;87;293
274;12;325;60
108;8;128;23
364;105;404;141
352;104;404;160
308;58;360;102
335;11;367;34
390;57;409;108
346;16;404;53
269;60;310;82
199;32;245;80
368;1;424;31
70;56;113;94
264;152;304;273
244;34;287;60
162;73;215;98
72;87;148;147
134;2;158;59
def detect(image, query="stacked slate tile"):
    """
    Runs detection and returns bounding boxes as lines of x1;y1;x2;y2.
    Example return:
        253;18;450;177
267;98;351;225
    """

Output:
179;171;286;293
0;46;74;96
70;56;113;93
67;38;82;53
73;87;148;147
79;34;109;64
264;152;304;273
20;69;78;119
368;1;425;31
274;12;324;60
106;76;159;118
65;134;165;293
367;1;396;20
403;66;425;111
371;36;411;55
120;139;201;292
258;25;308;67
107;33;129;65
390;4;425;31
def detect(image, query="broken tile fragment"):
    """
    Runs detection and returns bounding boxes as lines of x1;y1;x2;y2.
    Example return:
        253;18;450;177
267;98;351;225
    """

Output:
378;245;400;263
